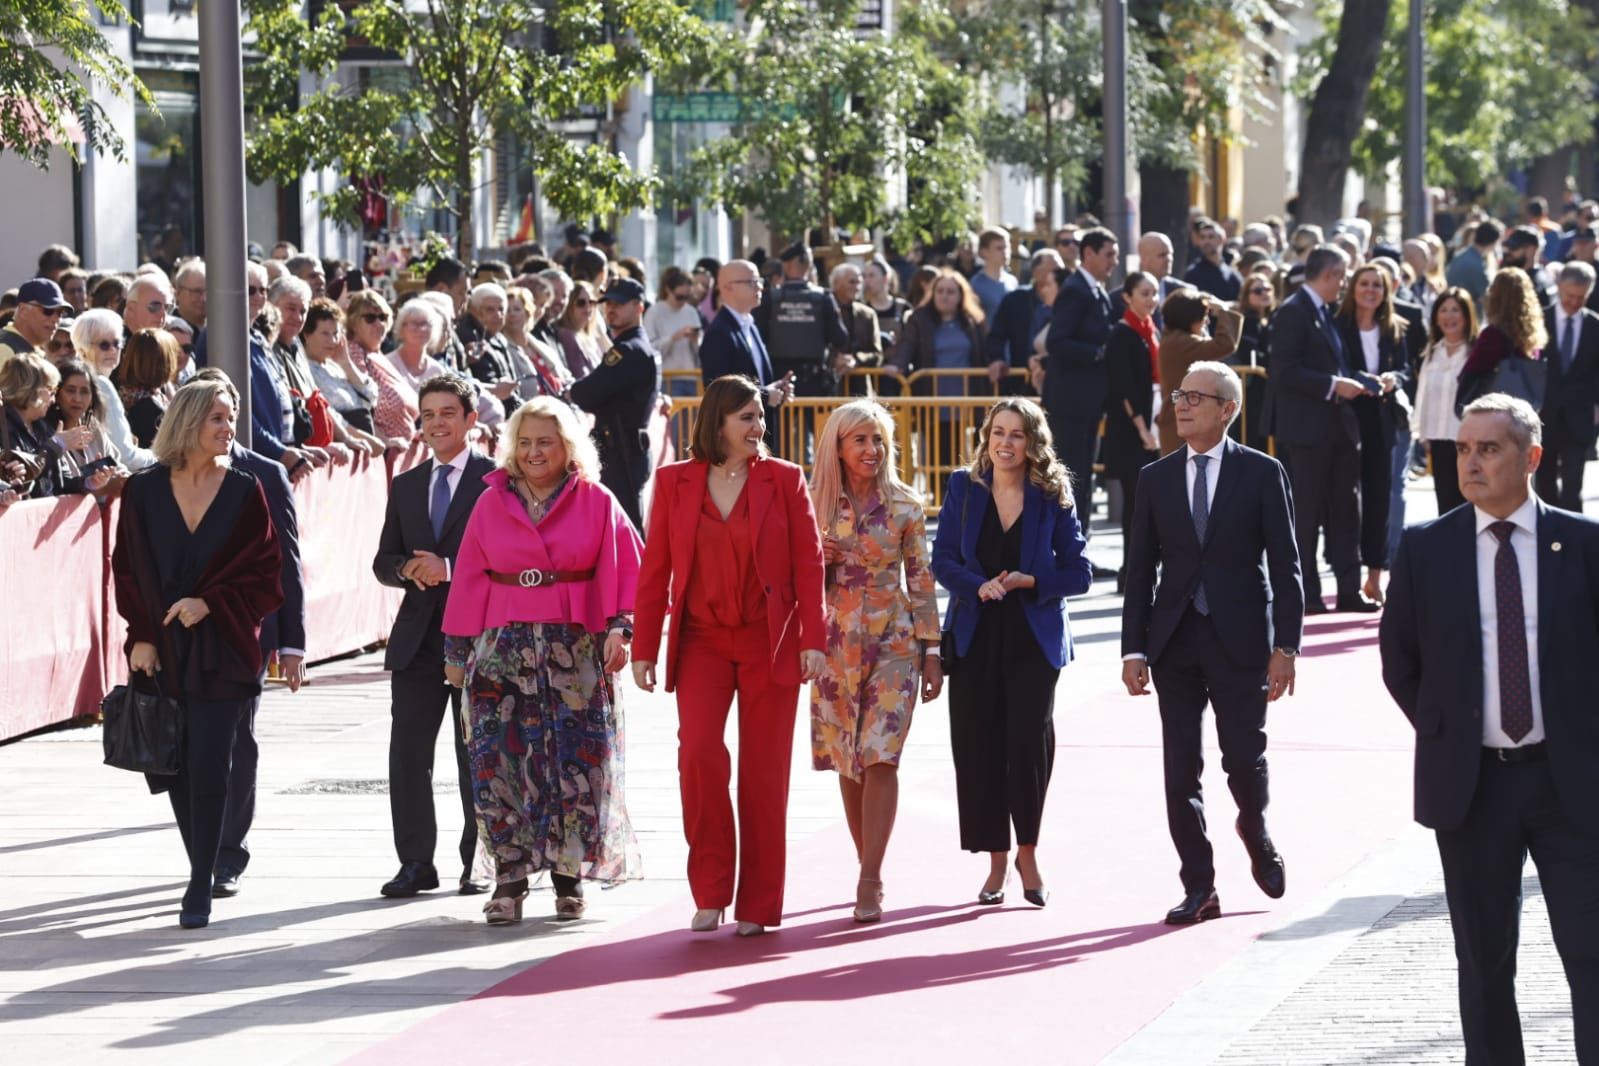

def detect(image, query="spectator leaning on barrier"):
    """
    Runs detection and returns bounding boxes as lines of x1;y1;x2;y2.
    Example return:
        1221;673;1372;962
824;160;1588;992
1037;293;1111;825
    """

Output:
1;351;73;497
301;298;385;453
45;358;127;498
118;328;183;449
71;308;155;471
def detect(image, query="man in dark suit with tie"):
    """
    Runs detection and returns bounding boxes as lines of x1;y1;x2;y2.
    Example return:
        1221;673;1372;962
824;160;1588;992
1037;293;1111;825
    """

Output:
1381;393;1599;1065
1536;262;1599;511
1269;245;1381;613
699;259;795;447
371;376;493;898
1122;361;1304;925
986;249;1063;394
1044;226;1119;543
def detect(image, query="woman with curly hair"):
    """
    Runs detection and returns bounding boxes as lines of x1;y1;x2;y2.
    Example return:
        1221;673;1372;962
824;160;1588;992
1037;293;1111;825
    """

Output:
1456;267;1549;412
931;397;1092;909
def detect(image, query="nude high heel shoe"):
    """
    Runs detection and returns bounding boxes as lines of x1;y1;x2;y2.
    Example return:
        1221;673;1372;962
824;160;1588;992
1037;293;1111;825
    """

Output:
853;877;884;923
690;908;724;932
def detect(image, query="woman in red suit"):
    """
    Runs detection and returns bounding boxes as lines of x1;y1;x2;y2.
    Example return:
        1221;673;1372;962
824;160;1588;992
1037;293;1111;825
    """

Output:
633;374;827;937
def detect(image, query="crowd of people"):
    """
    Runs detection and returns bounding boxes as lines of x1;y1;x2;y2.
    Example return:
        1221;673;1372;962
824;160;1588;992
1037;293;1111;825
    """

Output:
6;195;1599;1062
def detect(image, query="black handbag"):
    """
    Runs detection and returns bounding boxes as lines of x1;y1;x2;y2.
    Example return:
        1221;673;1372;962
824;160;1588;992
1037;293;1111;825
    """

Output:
101;676;184;775
938;482;973;675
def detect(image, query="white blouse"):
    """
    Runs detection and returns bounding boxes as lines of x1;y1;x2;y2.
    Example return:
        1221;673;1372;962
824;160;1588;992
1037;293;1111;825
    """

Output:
1413;338;1470;442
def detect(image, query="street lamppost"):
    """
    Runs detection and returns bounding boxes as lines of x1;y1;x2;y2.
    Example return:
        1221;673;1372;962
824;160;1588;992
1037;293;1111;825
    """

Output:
198;0;251;426
1102;0;1132;283
1402;0;1428;238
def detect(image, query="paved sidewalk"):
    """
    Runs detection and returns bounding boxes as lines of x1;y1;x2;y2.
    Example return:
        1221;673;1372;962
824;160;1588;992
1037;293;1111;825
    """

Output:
0;472;1580;1064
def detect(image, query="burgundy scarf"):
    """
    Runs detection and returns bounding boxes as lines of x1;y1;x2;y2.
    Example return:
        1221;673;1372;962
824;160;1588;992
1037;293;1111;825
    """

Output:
1123;309;1160;383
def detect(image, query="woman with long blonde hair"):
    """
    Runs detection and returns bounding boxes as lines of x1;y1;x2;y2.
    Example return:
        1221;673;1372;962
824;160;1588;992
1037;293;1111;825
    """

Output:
931;397;1090;909
1457;267;1549;411
807;400;942;923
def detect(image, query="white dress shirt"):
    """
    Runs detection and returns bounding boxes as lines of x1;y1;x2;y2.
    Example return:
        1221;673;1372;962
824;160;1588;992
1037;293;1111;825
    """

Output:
1124;439;1226;662
1475;497;1545;747
430;448;473;582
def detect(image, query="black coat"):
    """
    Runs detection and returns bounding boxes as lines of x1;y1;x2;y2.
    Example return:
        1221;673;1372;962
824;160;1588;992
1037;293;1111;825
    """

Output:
1043;270;1114;420
231;445;306;657
1337;316;1411;445
1540;306;1599;446
372;451;496;672
1121;437;1304;671
1381;501;1599;834
985;285;1046;371
1266;289;1359;448
1101;322;1157;481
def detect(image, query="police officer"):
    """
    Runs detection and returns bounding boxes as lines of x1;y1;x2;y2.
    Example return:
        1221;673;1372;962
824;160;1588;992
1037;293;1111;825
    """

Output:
757;243;851;396
570;277;660;534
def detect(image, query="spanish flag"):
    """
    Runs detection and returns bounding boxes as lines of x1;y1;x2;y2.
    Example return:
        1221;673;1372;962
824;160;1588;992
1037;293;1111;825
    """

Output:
510;194;534;245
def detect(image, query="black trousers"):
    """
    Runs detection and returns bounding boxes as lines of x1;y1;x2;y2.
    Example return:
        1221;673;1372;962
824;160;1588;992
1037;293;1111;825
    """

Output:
947;602;1060;852
1533;425;1588;513
1049;411;1100;541
1287;436;1361;604
390;633;477;875
1355;403;1392;568
1435;757;1599;1065
163;697;253;916
1151;609;1271;895
1430;439;1466;515
216;697;259;876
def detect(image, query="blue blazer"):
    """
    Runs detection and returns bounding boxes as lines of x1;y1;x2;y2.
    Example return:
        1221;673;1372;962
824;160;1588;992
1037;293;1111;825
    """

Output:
230;444;305;657
699;306;774;387
931;468;1092;669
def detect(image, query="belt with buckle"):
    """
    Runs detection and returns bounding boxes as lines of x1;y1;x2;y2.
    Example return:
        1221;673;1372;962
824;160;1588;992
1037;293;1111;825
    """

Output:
1483;742;1547;764
486;567;595;589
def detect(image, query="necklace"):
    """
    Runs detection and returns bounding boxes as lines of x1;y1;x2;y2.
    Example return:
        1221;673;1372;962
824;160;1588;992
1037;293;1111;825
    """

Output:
717;463;746;481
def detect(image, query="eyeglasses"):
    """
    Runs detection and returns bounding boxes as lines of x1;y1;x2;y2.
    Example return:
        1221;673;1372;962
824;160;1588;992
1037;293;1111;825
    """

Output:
359;312;390;324
728;278;761;287
1170;388;1229;407
248;286;266;297
91;339;123;352
572;298;592;307
142;300;175;315
178;285;206;295
1247;286;1271;296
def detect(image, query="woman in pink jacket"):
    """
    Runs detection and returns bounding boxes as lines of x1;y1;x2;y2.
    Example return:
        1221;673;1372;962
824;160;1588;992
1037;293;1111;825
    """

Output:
443;396;643;924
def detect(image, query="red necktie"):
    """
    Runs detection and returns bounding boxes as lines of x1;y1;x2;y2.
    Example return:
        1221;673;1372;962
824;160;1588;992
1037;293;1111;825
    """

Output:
1490;521;1533;743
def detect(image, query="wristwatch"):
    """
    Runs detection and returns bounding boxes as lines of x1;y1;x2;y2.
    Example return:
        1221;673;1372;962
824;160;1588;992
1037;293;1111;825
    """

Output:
1273;646;1299;658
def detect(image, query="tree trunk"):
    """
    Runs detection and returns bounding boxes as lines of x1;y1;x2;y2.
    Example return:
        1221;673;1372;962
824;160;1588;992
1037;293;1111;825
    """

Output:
1140;159;1191;268
1528;147;1574;209
1297;0;1391;228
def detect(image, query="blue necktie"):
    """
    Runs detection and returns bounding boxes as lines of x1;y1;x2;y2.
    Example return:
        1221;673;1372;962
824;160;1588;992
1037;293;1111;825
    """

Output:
1562;315;1576;372
1192;455;1211;615
430;465;452;542
1321;302;1348;374
747;321;774;385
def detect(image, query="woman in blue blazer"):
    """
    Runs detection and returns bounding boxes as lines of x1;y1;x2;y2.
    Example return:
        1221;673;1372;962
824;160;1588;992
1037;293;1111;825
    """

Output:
932;397;1092;908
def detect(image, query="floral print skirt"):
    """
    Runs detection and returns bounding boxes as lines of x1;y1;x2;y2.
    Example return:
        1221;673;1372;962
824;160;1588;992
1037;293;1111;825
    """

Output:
811;587;922;782
462;621;640;885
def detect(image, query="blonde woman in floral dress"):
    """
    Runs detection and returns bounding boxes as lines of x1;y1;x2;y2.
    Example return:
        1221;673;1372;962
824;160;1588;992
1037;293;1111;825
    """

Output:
809;400;942;923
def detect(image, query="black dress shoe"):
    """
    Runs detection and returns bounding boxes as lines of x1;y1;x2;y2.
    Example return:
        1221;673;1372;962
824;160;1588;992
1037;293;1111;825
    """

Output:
1090;562;1120;580
212;870;242;898
1236;821;1286;899
1304;598;1330;616
1334;593;1382;614
380;861;440;898
458;870;491;896
1164;889;1221;925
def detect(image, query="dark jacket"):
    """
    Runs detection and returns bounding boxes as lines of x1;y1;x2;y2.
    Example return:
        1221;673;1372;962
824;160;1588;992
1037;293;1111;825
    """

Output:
372;451;496;672
1043;269;1114;420
985;285;1047;371
231;444;306;657
890;307;984;375
700;306;774;387
1266;288;1359;449
1121;438;1303;671
1337;315;1412;444
1381;501;1599;834
931;468;1092;670
2;405;74;498
1540;306;1599;445
1101;321;1158;480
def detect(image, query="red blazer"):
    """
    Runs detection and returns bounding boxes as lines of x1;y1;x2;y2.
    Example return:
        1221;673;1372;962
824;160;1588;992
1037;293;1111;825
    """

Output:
634;455;826;692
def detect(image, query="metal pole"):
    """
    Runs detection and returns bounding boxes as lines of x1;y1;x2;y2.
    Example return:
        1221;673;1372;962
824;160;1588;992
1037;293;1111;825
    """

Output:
1102;0;1131;283
198;0;251;428
1402;0;1428;237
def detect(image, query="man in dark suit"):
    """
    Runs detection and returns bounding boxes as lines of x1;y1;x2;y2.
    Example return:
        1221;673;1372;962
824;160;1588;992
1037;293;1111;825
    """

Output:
188;369;307;898
371;376;493;898
699;259;795;447
1536;262;1599;511
1122;361;1304;925
1380;394;1599;1065
1044;226;1119;542
1269;245;1380;613
985;249;1063;395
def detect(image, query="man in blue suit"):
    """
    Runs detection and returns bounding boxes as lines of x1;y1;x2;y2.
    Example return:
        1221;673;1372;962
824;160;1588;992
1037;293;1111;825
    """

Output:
1381;394;1599;1066
986;249;1063;395
1121;361;1303;926
191;369;307;898
700;259;794;447
1044;226;1118;559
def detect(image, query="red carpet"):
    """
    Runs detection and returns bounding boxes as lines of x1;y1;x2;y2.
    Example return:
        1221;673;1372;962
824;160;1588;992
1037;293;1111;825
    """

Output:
347;613;1415;1064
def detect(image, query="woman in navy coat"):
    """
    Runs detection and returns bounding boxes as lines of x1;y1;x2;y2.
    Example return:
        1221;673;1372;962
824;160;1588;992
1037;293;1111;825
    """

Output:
932;397;1092;909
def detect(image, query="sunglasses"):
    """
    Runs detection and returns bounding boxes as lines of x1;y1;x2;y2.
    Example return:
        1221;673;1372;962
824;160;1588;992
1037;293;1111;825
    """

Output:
1247;286;1271;296
359;312;390;324
142;300;175;315
1057;239;1079;249
573;298;592;307
92;339;123;351
31;304;67;317
248;286;266;297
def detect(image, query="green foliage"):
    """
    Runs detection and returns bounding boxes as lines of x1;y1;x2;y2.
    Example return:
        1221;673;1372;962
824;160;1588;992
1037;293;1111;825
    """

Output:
1296;0;1599;192
244;0;710;255
664;0;985;244
0;0;155;167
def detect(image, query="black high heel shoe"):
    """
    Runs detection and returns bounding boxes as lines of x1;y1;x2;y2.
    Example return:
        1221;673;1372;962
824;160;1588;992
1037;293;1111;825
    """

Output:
1016;860;1048;908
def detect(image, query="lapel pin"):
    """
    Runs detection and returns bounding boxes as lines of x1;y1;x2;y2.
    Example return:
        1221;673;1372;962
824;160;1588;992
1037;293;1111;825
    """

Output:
1552;542;1563;552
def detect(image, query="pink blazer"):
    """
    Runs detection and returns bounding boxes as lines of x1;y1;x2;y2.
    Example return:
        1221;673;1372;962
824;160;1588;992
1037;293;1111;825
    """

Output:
442;470;642;638
633;456;826;692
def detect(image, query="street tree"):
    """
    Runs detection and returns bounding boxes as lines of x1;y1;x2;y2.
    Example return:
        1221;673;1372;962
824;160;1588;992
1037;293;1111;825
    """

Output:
244;0;708;260
1294;0;1392;227
0;0;155;168
1298;0;1597;213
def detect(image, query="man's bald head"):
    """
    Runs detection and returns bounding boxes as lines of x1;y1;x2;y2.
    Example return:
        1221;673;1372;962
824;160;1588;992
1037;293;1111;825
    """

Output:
1138;232;1173;279
718;259;763;314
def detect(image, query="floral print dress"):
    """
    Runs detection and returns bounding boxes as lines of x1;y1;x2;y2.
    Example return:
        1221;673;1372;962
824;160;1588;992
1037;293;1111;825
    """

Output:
810;491;941;781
